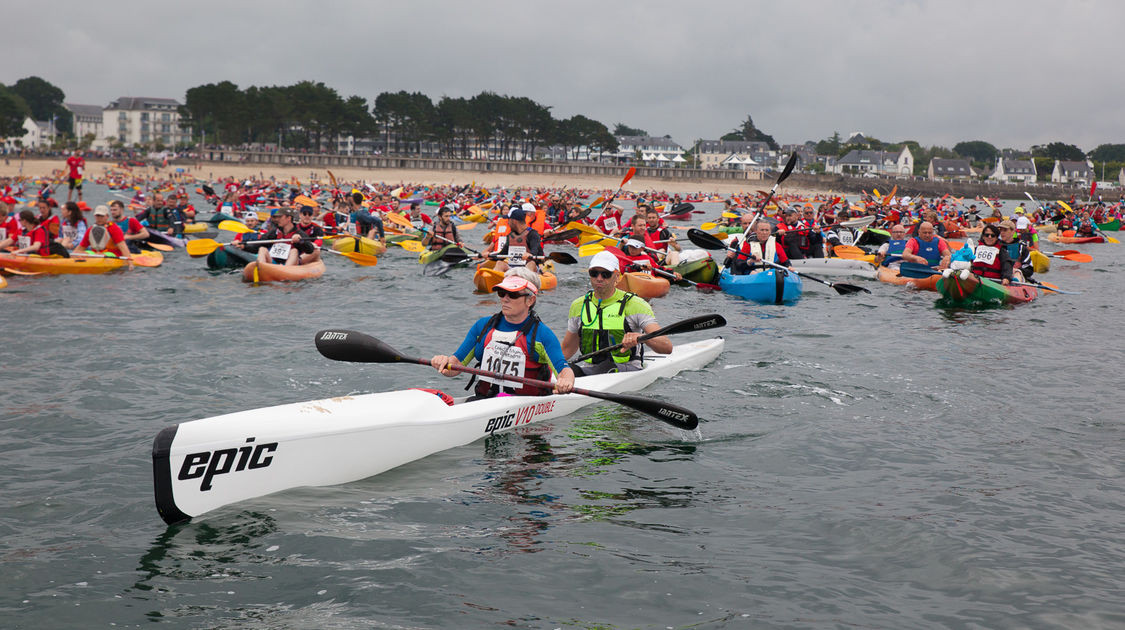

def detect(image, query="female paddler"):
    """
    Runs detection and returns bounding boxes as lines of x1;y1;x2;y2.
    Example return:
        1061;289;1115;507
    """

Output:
431;269;575;399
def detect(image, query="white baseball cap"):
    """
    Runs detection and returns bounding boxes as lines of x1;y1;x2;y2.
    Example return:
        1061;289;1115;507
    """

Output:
1015;216;1030;230
589;250;619;272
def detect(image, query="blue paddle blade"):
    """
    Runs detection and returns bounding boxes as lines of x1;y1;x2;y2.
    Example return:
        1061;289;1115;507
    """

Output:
897;262;941;279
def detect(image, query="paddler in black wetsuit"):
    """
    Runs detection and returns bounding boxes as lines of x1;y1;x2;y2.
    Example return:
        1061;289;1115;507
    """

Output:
492;208;543;274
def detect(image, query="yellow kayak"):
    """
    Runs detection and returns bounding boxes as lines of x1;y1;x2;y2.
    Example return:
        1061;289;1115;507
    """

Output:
0;252;128;275
330;235;387;256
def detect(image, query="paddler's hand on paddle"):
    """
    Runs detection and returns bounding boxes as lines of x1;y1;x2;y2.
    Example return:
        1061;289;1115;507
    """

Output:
430;355;459;377
621;332;643;350
553;368;576;395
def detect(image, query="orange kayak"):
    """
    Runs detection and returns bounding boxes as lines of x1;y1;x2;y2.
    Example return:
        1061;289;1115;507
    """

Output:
242;259;327;283
876;265;940;291
472;259;557;293
616;271;670;298
0;252;127;275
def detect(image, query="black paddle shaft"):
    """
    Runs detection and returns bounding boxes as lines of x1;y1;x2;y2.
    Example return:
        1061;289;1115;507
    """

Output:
314;329;699;430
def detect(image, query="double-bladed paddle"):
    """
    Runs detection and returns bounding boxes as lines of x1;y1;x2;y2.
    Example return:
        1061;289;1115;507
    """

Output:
1043;249;1092;263
570;314;726;363
687;228;870;295
902;262;1080;294
314;329;700;430
441;249;577;266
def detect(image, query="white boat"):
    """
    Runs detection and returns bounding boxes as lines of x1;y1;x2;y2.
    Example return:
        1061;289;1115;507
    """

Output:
152;337;725;524
789;257;877;279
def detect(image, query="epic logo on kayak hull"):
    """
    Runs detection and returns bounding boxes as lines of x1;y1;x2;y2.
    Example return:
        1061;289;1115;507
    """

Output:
178;437;278;491
484;400;557;434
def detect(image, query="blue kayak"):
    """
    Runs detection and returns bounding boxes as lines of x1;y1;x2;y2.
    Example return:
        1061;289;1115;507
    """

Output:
718;267;803;305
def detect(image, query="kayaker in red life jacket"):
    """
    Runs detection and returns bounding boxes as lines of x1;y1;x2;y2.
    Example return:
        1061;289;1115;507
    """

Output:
725;221;790;275
963;224;1014;285
430;271;575;399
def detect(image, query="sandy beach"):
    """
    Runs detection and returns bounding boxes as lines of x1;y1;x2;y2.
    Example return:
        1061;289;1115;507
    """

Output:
0;157;826;198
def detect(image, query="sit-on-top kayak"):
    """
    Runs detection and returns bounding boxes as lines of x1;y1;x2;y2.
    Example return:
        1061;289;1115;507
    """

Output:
876;265;940;291
1029;250;1050;274
1097;218;1120;231
616;271;671;298
0;252;128;275
331;235;387;256
1048;230;1104;244
242;259;327;283
418;243;462;266
151;336;725;524
718;267;802;304
473;259;557;293
936;270;1037;306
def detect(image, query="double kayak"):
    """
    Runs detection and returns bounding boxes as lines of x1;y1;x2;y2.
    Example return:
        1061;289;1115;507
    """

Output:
718;267;802;304
151;336;726;524
472;259;557;293
936;271;1038;306
242;259;327;283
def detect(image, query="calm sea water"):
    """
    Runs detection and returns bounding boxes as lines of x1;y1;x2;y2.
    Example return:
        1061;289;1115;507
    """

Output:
2;185;1124;629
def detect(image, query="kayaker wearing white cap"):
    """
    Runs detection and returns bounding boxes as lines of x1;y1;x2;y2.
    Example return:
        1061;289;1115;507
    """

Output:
75;205;132;258
560;251;672;376
492;207;544;274
431;270;575;399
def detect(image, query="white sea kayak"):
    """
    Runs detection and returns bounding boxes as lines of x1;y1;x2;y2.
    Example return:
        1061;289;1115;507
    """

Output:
789;257;877;279
152;337;725;524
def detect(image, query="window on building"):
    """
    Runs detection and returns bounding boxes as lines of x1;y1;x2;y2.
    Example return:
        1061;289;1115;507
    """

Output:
141;113;149;121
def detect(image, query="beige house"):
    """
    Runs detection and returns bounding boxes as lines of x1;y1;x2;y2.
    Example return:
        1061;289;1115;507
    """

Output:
989;158;1037;184
1050;160;1094;185
832;146;913;176
927;158;975;181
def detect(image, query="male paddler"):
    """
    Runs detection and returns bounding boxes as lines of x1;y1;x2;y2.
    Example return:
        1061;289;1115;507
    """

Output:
108;199;150;253
423;204;462;251
724;220;791;274
899;221;951;269
492;207;544;274
560;251;672;376
236;207;318;266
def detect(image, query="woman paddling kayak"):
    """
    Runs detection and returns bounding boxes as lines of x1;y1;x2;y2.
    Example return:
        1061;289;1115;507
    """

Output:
431;269;575;400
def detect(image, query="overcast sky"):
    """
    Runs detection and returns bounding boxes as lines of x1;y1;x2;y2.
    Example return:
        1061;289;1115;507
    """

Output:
6;1;1121;152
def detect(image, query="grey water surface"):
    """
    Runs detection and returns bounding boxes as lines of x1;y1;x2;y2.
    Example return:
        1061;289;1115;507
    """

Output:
2;185;1123;629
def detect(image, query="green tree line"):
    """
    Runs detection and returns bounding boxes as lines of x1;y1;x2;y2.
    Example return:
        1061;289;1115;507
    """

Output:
181;82;619;159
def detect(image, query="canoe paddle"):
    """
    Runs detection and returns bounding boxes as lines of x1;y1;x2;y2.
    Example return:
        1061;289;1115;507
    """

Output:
903;263;1080;294
686;228;870;295
570;314;726;363
186;238;289;257
314;329;699;430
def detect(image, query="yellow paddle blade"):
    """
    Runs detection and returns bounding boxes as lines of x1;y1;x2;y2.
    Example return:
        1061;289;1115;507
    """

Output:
833;245;866;257
578;243;606;257
585;196;605;209
700;222;719;231
257;211;270;221
1106;234;1120;244
565;221;606;237
1057;200;1072;213
389;187;403;198
721;212;740;219
385;212;415;230
396;240;424;252
330;250;378;266
145;242;174;252
218;220;253;234
293;194;319;208
186;239;222;257
711;231;730;240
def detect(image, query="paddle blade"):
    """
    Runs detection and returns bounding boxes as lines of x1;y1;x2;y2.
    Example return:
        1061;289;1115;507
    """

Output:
547;251;578;265
687;228;727;250
620;167;636;188
777;152;798;184
396;239;425;252
699;222;719;231
441;249;472;263
185;239;222;257
1060;252;1092;262
543;228;580;243
898;262;941;279
218;220;252;234
333;250;378;266
578;243;605;257
831;282;871;295
577;388;698;431
315;330;414;363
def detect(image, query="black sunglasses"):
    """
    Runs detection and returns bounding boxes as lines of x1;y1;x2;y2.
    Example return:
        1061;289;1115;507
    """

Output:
588;269;614;279
495;288;528;299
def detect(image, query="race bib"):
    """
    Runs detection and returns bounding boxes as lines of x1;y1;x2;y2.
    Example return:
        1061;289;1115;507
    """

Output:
479;333;526;386
507;245;527;267
268;242;293;260
839;230;854;246
973;245;999;265
603;217;618;232
18;235;30;249
62;226;77;241
0;227;6;241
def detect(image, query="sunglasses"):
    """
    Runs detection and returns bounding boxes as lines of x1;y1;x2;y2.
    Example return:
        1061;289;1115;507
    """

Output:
495;288;528;299
588;269;614;279
982;232;999;238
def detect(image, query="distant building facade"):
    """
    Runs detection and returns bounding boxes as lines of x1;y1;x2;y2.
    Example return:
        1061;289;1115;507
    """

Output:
832;147;913;176
102;97;191;147
989;157;1037;184
2;117;54;152
1050;160;1094;185
927;158;975;181
696;140;771;169
64;103;105;148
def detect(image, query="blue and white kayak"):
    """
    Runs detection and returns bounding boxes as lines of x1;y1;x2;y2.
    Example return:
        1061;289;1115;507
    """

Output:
718;267;802;305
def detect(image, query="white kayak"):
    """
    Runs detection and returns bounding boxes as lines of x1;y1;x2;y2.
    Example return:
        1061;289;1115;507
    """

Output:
152;337;725;524
789;257;877;279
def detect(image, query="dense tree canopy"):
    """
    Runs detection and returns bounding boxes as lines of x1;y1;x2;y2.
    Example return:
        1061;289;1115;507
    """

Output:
613;123;648;136
720;115;779;150
1089;143;1125;163
0;84;31;138
1031;142;1085;161
8;76;71;135
953;140;999;164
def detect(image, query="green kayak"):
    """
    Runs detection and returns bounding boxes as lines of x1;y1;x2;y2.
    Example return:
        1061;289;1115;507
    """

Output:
1096;218;1120;231
936;271;1037;306
418;243;465;265
673;255;718;284
206;244;257;271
